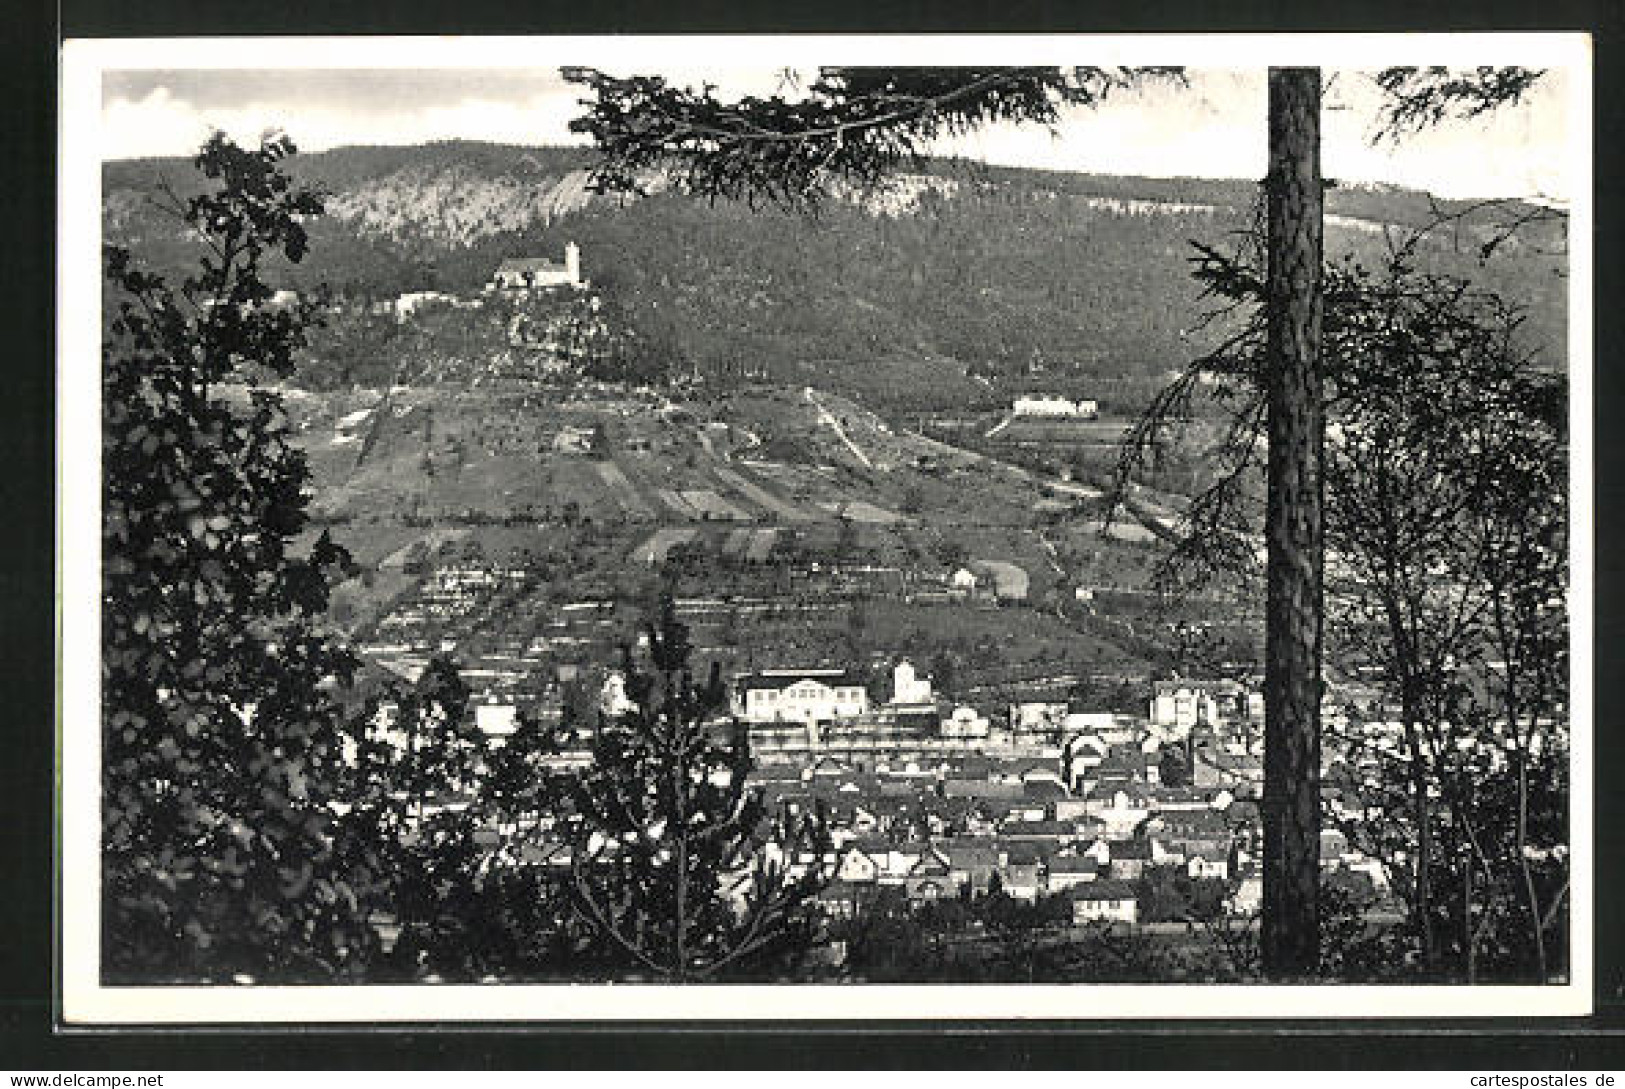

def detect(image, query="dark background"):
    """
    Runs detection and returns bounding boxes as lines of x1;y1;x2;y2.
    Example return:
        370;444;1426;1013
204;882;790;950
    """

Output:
5;0;1621;1068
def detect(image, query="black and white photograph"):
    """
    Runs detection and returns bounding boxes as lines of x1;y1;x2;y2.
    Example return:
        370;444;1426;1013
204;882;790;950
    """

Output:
56;33;1592;1023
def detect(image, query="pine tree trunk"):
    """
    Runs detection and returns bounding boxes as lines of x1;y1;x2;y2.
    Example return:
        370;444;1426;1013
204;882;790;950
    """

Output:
1260;67;1325;979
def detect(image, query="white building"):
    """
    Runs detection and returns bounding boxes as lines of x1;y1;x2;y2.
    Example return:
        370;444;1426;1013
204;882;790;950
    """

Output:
1010;702;1068;734
1070;880;1139;925
1149;680;1221;729
393;290;454;320
1013;395;1100;418
489;243;582;291
890;659;933;705
1229;872;1264;914
733;669;870;725
940;705;990;740
474;698;518;746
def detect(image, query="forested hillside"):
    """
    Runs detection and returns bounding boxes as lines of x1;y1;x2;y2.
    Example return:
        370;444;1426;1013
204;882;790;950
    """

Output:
104;141;1568;411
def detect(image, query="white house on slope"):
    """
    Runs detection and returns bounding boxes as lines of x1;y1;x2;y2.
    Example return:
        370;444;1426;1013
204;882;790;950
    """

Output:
733;669;870;726
890;659;934;705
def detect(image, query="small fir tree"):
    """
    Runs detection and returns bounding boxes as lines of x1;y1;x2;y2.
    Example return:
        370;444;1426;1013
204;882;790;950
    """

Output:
566;597;829;981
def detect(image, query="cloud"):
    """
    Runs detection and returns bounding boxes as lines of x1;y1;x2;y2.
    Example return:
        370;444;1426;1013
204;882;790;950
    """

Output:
100;81;592;160
99;66;1574;200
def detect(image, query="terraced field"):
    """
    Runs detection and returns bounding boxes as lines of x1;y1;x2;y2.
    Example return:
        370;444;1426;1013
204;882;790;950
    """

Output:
632;527;700;565
595;460;656;518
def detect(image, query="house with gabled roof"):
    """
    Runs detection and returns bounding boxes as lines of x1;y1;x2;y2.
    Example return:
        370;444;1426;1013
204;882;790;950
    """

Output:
1001;840;1047;868
1186;842;1232;880
875;841;941;886
1105;837;1153;880
906;852;959;903
1229;863;1263;914
807;753;856;779
999;861;1043;902
1093;744;1150;785
1194;748;1263;793
944;841;1002;893
1088;784;1152;838
961;801;1002;838
835;843;881;884
1053;797;1094;822
1022;778;1070;804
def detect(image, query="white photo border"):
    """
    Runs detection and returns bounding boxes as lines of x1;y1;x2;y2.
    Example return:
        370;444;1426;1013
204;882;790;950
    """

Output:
59;31;1595;1024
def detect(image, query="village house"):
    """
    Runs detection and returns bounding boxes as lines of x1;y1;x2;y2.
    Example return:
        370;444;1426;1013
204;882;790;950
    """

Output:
1000;818;1078;848
1149;679;1222;729
1104;837;1153;880
1045;853;1101;891
944;778;1025;801
1062;732;1110;786
944;842;1002;894
1053;797;1094;822
835;844;881;884
393;289;455;320
1145;806;1231;844
875;842;937;887
815;880;863;919
1088;784;1152;838
1229;867;1264;914
960;802;1003;838
1186;843;1232;880
1010;702;1069;736
906;853;958;903
940;705;991;740
1193;748;1264;793
1000;860;1044;902
1069;879;1140;925
1149;784;1230;811
968;559;1030;603
473;695;519;746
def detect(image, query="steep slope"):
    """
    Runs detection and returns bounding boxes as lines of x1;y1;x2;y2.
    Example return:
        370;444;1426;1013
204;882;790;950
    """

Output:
104;141;1570;412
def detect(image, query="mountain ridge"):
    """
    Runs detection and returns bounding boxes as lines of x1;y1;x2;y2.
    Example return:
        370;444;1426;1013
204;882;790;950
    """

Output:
103;140;1569;408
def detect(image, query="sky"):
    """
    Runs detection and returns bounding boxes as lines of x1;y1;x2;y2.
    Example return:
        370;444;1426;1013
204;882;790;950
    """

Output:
99;65;1575;202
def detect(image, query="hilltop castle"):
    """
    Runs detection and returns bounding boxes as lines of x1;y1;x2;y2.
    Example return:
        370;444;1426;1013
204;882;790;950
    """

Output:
488;242;582;292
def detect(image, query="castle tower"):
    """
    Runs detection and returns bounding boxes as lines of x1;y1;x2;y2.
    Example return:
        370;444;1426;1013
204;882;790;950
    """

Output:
565;241;581;285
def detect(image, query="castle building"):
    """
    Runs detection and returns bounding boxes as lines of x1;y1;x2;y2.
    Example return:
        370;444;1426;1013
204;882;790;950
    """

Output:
489;243;582;291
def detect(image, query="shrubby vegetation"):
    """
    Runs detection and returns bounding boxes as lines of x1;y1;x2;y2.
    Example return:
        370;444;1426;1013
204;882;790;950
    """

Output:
102;134;384;981
101;134;827;985
105;141;1565;413
1118;216;1569;983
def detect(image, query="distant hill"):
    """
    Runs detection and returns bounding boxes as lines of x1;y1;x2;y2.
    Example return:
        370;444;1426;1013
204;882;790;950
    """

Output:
103;140;1569;411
